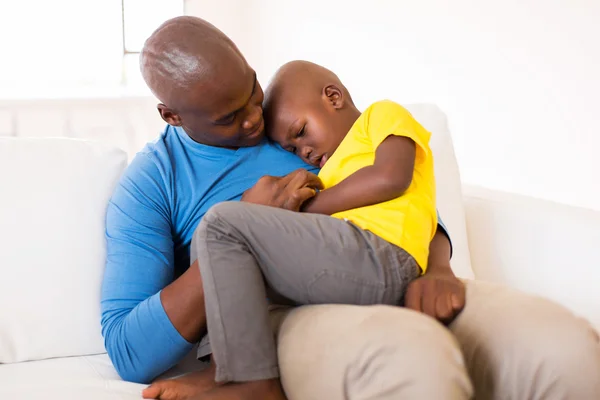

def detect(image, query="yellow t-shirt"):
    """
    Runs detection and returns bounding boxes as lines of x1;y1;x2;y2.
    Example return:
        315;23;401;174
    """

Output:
318;100;437;270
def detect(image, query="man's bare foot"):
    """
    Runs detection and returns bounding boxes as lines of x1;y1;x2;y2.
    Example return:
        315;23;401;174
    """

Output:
142;363;219;400
197;379;287;400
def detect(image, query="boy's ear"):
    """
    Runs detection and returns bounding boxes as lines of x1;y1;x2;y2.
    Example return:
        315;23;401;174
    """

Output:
157;104;183;126
323;84;345;110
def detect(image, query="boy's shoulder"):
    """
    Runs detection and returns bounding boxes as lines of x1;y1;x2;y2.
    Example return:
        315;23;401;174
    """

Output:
363;100;412;119
357;100;416;132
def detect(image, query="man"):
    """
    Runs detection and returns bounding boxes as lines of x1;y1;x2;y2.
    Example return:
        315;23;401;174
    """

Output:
101;16;600;400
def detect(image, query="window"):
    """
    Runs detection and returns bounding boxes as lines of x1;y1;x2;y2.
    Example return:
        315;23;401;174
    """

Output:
0;0;183;98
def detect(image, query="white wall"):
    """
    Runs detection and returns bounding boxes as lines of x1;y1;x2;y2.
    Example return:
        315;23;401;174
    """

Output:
188;0;600;211
184;0;259;68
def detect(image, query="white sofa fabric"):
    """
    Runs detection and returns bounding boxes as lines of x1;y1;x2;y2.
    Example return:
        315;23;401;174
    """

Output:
0;105;597;399
464;185;600;329
0;138;127;363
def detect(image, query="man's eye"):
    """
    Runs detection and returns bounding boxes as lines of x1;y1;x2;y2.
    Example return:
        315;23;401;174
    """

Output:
296;126;305;138
288;146;297;154
217;113;236;125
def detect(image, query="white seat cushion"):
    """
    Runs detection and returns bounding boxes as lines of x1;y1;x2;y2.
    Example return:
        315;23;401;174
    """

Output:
0;348;207;400
0;354;145;400
0;138;127;363
405;104;474;279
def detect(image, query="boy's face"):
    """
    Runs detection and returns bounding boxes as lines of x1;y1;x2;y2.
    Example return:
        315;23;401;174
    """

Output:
267;93;350;168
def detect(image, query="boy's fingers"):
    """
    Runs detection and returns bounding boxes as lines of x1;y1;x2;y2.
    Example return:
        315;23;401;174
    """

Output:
288;169;323;190
421;284;437;318
435;293;454;323
404;282;423;313
451;292;465;310
286;187;316;210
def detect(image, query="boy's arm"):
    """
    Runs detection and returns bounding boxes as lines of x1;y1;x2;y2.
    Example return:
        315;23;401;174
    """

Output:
302;135;415;215
405;221;466;324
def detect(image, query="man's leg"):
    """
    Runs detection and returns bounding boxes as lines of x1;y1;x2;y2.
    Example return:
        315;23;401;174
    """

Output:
451;279;600;400
271;304;473;400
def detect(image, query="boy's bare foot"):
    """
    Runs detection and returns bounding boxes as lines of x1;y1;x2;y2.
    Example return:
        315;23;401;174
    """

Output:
142;363;219;400
197;379;287;400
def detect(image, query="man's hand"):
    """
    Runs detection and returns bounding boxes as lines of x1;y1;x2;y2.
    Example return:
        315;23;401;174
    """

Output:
405;270;466;325
242;169;323;211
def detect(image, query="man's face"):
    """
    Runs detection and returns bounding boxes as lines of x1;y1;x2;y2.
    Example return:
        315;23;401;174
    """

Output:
163;60;266;149
267;95;347;168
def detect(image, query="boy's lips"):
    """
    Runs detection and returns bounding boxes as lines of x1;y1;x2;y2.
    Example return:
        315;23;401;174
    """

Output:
319;153;329;168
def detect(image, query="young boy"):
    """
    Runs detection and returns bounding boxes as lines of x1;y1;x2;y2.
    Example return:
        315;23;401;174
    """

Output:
189;60;437;399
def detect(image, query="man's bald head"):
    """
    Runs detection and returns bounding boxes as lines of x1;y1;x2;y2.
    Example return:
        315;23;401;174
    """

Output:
140;16;265;149
140;16;245;108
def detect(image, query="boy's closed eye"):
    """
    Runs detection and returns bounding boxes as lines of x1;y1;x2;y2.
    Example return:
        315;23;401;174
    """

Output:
284;126;306;154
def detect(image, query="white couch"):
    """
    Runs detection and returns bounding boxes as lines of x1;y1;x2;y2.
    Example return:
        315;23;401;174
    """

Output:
1;105;598;399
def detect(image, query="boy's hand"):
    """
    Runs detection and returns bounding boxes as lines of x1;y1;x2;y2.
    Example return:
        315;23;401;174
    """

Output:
242;169;323;211
405;270;465;324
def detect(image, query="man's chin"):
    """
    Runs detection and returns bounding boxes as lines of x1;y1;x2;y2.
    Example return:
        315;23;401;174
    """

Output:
239;132;265;147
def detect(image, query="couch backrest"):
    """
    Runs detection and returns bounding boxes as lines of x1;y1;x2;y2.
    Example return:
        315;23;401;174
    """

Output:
0;138;127;363
405;104;474;279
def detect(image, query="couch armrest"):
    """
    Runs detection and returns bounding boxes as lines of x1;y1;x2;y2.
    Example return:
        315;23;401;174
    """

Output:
463;185;600;328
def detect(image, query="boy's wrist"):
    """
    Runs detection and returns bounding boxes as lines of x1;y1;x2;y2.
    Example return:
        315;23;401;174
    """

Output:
300;195;316;213
426;260;456;277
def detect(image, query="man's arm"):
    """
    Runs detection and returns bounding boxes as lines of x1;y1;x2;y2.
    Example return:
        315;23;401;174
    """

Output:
163;169;325;342
101;154;195;384
404;220;466;323
303;136;415;215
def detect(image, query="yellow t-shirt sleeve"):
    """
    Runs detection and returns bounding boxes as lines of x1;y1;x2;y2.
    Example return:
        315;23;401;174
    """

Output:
364;100;431;160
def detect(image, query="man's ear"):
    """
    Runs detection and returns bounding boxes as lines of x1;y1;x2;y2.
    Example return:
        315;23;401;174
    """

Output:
323;84;345;110
157;104;183;126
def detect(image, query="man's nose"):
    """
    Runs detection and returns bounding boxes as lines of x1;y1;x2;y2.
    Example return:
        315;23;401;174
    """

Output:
242;105;263;131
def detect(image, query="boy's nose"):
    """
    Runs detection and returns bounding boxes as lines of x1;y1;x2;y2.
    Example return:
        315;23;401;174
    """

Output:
300;146;312;160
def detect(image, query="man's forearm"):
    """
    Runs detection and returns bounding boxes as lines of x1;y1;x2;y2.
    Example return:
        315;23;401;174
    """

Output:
160;260;207;343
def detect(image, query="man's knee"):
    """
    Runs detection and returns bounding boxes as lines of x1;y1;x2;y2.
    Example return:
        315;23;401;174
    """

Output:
453;280;600;399
276;304;472;400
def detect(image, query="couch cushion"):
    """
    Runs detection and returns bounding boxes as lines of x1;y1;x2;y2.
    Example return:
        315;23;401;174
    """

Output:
0;354;144;400
0;138;127;363
405;104;474;279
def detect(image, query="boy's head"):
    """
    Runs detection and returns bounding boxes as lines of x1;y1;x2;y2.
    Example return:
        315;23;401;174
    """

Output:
264;61;360;167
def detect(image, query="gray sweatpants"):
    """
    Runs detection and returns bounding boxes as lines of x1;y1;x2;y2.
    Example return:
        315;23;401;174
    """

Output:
192;201;419;383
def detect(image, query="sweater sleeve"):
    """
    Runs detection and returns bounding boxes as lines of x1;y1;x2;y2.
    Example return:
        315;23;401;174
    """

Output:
100;153;193;383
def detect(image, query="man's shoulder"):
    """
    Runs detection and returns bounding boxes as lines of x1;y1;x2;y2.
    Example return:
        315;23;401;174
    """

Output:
247;140;319;175
127;125;180;176
114;126;179;203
